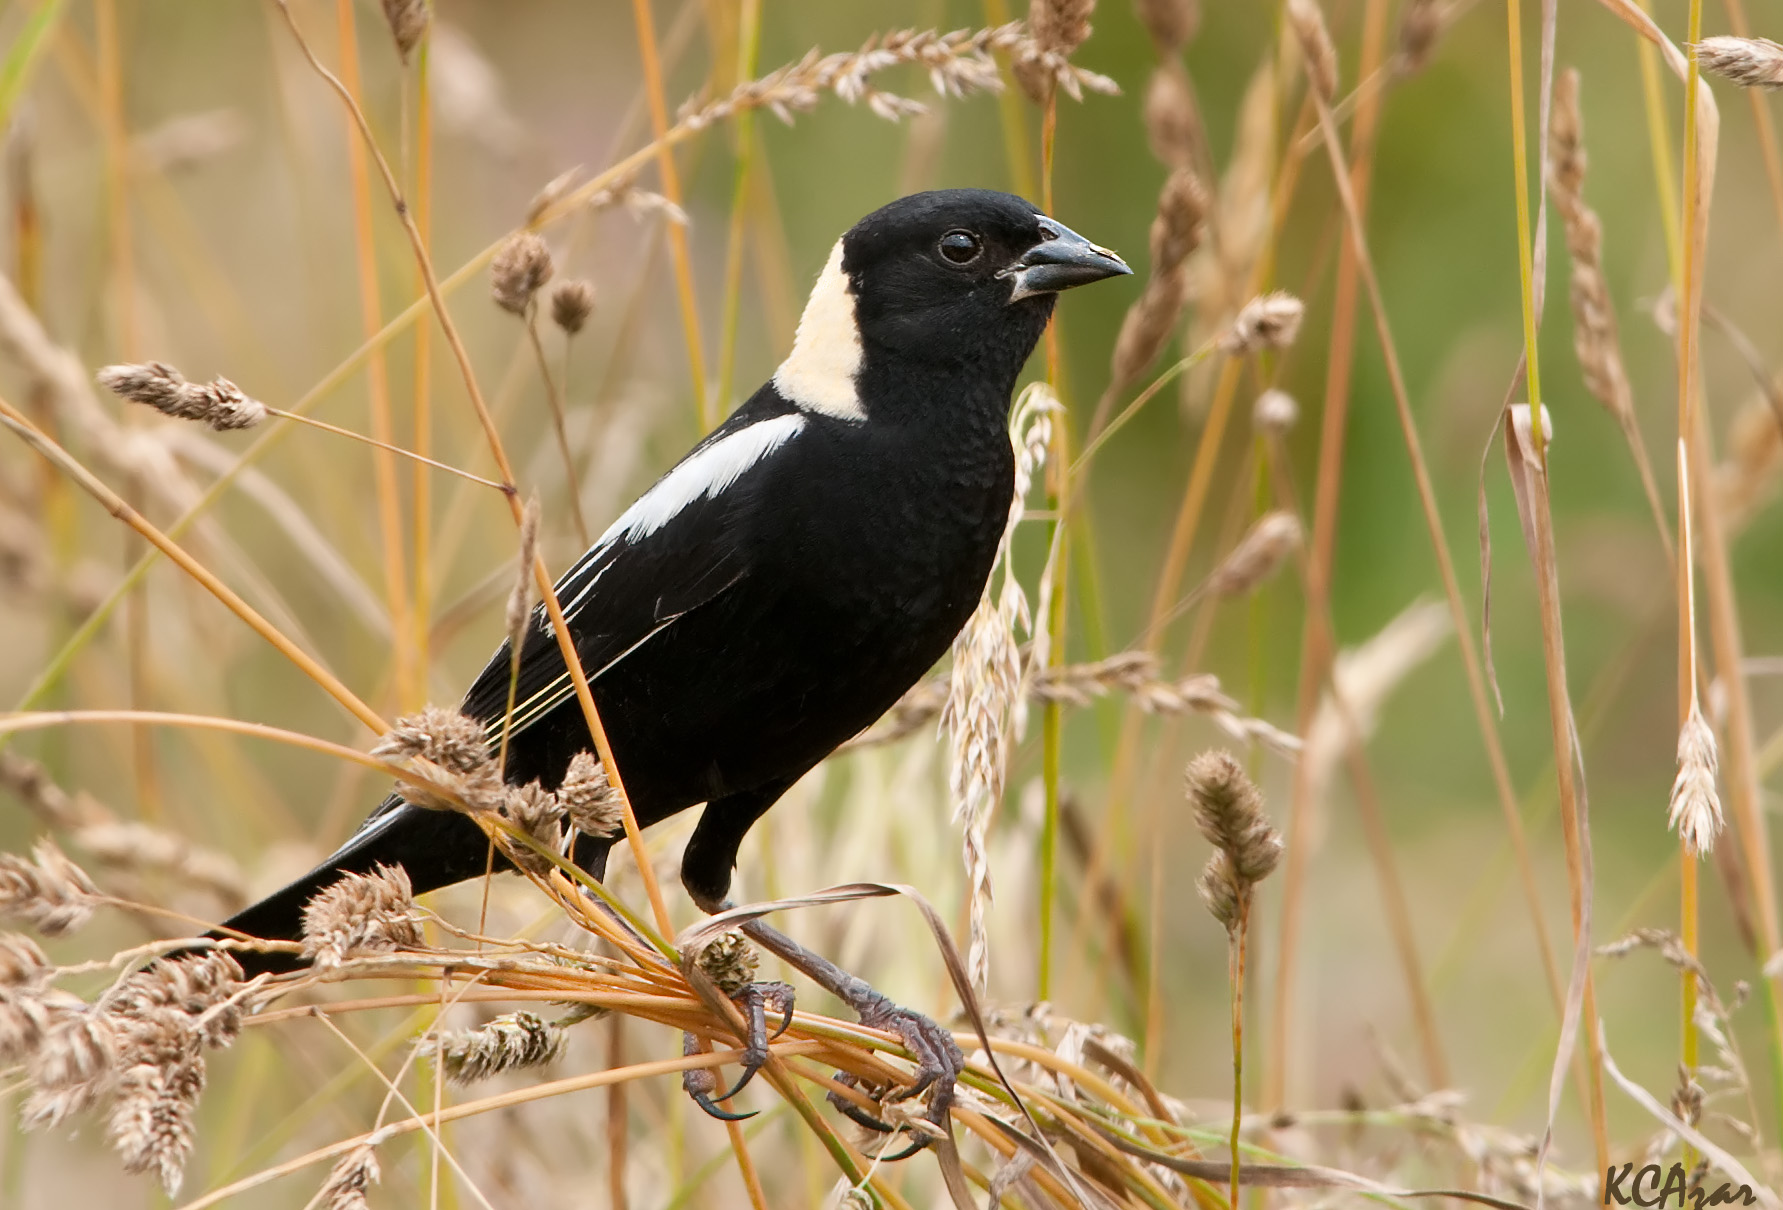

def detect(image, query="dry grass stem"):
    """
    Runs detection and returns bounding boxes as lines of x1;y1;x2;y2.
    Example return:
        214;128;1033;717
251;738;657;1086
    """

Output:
1219;291;1306;354
0;839;101;936
550;279;596;334
1670;700;1725;857
1693;36;1783;90
435;1010;567;1083
301;865;426;967
379;0;429;64
491;232;555;315
1288;0;1340;102
96;362;268;432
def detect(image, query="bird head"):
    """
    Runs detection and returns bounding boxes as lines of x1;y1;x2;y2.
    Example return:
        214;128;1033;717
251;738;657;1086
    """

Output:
773;189;1130;421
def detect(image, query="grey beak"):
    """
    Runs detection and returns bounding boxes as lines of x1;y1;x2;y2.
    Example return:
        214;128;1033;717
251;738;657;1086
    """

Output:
1004;218;1132;302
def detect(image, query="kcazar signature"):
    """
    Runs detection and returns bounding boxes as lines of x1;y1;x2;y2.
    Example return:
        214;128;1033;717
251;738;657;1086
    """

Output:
1603;1164;1757;1209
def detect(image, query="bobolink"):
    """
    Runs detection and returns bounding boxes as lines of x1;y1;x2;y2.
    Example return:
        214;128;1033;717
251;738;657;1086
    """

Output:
208;187;1129;1134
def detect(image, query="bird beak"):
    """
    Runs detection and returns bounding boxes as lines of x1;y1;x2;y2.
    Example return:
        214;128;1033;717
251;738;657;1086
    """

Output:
1003;219;1132;302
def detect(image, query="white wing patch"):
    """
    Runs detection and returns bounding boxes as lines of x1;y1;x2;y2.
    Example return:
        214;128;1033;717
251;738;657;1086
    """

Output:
596;411;805;548
772;239;866;422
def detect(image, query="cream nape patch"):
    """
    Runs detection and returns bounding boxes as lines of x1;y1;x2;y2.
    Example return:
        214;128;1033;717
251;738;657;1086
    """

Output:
772;239;866;422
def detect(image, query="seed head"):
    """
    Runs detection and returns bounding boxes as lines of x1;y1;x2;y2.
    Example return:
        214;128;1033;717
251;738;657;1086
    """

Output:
694;930;761;997
1288;0;1339;102
550;279;596;335
0;839;100;936
505;496;541;660
1143;63;1199;171
1694;36;1783;90
380;0;430;64
1197;851;1242;931
498;782;564;874
0;984;51;1063
24;1009;119;1128
1110;168;1207;387
107;1057;202;1194
96;362;268;431
435;1011;564;1083
1136;0;1199;52
1253;388;1300;434
1206;511;1301;598
1186;750;1282;884
1028;0;1096;57
301;865;424;967
1395;0;1442;76
491;232;555;315
373;707;492;776
1669;701;1724;857
558;751;623;839
1220;291;1305;354
0;932;49;984
320;1144;382;1210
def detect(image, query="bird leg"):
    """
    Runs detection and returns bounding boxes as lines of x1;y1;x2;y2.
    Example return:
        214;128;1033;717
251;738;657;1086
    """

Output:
738;917;965;1153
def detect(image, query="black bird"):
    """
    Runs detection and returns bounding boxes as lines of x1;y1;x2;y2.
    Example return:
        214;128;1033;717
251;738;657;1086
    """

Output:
208;188;1129;1133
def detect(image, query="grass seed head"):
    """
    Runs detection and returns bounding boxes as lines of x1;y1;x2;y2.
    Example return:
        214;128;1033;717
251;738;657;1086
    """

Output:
1143;62;1199;170
491;231;555;315
505;496;541;657
436;1011;565;1084
373;707;493;776
694;930;761;997
0;839;100;936
558;751;623;839
1253;388;1299;434
1288;0;1339;102
380;0;429;64
1220;290;1305;354
301;865;424;967
1136;0;1198;52
1694;36;1783;90
0;932;49;984
499;781;565;874
24;1009;120;1128
107;1057;202;1194
1186;750;1282;885
550;279;596;335
1110;168;1206;387
96;362;268;431
320;1144;381;1210
1197;851;1242;931
0;983;51;1064
1669;701;1724;858
1395;0;1442;76
1207;511;1301;598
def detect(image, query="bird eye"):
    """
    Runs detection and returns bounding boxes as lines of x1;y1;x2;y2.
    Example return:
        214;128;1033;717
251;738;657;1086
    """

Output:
938;230;982;265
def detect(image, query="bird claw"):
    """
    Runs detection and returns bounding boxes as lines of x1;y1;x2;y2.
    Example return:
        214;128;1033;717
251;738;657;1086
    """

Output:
681;980;796;1120
824;997;965;1157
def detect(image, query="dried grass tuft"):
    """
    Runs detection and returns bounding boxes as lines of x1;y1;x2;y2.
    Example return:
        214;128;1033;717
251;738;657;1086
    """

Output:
491;232;555;315
373;706;494;777
1206;510;1301;598
498;782;566;874
435;1011;566;1084
550;279;596;335
1253;387;1300;434
1135;0;1198;53
1287;0;1339;102
318;1143;381;1210
1693;36;1783;90
558;751;623;839
1669;701;1724;857
301;865;425;967
379;0;429;64
0;839;100;936
96;362;268;431
694;930;761;997
1110;168;1208;388
1219;290;1305;354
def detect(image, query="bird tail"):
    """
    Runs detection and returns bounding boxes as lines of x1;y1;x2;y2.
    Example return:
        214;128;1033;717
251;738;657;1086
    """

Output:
201;796;498;976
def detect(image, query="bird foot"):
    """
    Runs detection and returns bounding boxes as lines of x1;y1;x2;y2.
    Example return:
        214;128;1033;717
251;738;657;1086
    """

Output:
824;993;965;1158
682;979;796;1120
